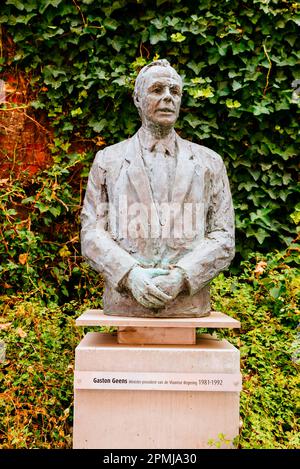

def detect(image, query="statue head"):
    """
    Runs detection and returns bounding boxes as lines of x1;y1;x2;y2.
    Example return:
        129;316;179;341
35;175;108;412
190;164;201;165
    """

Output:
133;59;183;131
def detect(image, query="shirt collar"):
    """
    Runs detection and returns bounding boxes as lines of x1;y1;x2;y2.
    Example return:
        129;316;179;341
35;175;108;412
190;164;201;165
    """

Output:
138;127;177;157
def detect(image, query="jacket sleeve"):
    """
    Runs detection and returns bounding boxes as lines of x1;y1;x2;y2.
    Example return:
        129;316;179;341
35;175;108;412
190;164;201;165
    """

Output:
176;154;235;296
80;150;138;290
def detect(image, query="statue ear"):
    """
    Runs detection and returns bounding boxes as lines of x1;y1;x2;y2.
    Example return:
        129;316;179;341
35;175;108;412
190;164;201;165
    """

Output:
133;92;140;109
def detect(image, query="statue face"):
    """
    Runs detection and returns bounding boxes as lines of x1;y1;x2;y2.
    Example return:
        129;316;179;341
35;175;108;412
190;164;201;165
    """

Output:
136;66;182;128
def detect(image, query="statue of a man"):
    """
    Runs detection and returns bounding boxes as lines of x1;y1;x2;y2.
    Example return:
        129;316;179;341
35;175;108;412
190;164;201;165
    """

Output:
81;59;235;317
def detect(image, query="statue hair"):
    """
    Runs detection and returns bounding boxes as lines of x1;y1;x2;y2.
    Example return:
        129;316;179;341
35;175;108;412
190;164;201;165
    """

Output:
134;59;182;103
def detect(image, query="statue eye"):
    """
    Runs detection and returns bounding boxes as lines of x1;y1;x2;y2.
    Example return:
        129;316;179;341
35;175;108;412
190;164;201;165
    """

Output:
170;87;180;95
152;87;163;93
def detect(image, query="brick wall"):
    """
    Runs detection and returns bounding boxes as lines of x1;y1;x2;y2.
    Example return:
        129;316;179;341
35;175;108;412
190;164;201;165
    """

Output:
0;73;51;179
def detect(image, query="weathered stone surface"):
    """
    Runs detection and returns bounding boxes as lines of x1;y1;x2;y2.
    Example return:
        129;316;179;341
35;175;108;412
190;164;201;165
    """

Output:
81;60;235;317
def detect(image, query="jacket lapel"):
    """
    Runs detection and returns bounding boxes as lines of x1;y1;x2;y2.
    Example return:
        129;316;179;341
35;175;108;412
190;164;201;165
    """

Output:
125;134;154;206
123;133;196;242
125;134;161;232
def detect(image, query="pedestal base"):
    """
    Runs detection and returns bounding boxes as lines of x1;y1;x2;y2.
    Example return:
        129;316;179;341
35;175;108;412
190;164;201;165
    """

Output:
73;332;241;449
117;326;196;344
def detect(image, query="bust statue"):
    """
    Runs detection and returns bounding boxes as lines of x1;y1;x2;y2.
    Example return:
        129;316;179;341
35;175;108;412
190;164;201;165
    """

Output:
81;59;235;317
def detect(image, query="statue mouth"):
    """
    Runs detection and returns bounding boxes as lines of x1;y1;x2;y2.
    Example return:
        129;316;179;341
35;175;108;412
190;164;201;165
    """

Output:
156;108;175;113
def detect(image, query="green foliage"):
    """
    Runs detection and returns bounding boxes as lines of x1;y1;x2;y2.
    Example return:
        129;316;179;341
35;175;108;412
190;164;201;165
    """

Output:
0;0;299;271
211;245;300;448
0;159;103;302
0;297;83;448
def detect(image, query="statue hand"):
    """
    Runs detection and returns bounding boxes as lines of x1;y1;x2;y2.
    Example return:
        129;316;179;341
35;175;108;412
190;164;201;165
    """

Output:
126;266;172;309
153;268;185;301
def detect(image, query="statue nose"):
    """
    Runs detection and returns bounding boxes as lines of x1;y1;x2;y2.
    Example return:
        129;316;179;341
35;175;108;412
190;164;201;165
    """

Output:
162;88;172;101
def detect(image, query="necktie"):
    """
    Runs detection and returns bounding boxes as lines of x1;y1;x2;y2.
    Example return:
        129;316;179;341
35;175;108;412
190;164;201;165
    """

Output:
148;143;169;231
151;143;169;206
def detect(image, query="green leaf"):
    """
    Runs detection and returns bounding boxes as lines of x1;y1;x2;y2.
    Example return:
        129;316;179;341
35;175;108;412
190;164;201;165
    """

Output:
226;99;241;108
170;33;186;43
232;80;242;91
103;18;119;31
269;286;281;299
186;61;206;75
49;206;61;217
62;122;73;132
254;228;269;244
149;28;168;44
88;118;107;133
188;86;214;99
184;114;202;129
6;0;25;10
71;108;83;117
39;0;63;14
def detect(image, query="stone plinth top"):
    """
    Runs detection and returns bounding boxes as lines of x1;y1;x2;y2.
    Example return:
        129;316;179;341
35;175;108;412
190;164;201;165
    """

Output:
76;310;240;329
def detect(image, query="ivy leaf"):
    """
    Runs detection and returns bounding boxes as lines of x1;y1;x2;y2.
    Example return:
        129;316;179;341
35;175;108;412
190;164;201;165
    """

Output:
49;206;61;217
184;114;202;129
149;27;167;44
36;203;50;214
170;33;186;43
252;104;271;115
88;118;107;133
71;108;83;117
39;0;63;14
103;18;119;31
0;0;297;261
186;60;206;74
269;286;282;299
151;18;165;29
254;228;269;244
232;80;242;91
6;0;25;10
226;99;241;108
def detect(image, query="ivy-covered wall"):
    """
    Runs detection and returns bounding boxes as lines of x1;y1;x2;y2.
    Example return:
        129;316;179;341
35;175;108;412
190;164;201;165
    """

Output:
0;0;299;299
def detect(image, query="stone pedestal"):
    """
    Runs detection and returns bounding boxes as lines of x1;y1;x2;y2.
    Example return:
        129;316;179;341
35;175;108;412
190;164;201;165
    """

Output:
73;311;241;449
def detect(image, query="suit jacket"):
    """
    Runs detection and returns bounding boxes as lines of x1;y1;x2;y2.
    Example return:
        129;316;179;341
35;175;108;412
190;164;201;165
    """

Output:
81;131;235;317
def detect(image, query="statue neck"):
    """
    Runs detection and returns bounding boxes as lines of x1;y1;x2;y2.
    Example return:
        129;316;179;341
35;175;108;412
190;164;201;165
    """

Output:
141;122;174;140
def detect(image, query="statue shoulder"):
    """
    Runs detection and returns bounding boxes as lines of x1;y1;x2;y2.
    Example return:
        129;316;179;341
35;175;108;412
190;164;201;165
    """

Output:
94;137;132;169
184;139;226;172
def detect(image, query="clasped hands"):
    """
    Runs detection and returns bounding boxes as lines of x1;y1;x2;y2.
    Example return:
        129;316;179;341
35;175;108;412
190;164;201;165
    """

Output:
125;265;186;309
